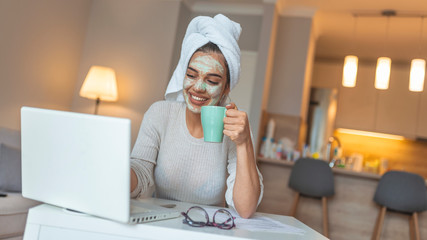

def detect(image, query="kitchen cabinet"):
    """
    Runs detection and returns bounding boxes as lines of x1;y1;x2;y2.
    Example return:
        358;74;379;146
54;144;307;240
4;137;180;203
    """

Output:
335;63;419;137
417;89;427;138
335;64;377;132
375;67;419;137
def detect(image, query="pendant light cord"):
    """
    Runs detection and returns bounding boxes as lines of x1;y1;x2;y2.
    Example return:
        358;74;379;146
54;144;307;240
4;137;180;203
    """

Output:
351;16;358;53
383;16;391;56
417;17;424;56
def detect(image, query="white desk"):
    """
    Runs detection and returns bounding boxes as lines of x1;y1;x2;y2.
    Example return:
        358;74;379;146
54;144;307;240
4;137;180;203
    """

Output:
23;198;328;240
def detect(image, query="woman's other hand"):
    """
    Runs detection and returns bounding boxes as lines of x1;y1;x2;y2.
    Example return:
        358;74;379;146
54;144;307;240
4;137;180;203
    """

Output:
223;102;251;146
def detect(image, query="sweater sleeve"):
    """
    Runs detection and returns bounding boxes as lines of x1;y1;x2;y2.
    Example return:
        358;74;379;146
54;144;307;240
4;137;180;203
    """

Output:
224;131;264;210
130;102;165;198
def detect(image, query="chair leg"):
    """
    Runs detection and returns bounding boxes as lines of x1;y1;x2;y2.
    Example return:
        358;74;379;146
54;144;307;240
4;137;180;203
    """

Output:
410;213;415;240
372;206;386;240
322;197;329;238
410;212;420;240
289;192;300;217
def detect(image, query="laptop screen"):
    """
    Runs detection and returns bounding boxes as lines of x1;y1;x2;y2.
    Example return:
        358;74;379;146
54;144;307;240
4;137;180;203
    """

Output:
21;107;131;223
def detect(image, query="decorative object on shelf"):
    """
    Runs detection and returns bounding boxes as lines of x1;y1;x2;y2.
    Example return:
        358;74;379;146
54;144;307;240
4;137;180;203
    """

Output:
375;10;394;90
260;119;276;159
409;17;426;92
342;16;359;88
79;65;118;115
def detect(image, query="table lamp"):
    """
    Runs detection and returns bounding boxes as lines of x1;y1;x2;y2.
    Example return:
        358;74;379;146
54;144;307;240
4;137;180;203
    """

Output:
79;65;118;114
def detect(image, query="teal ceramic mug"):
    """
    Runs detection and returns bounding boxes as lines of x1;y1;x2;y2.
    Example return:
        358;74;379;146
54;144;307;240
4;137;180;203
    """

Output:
201;106;226;142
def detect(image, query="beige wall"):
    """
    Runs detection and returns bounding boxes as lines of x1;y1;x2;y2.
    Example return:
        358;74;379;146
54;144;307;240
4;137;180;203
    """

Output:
0;0;182;145
0;0;92;130
249;3;279;148
190;11;262;52
267;16;313;117
311;59;342;88
259;15;314;150
70;0;181;144
169;2;192;80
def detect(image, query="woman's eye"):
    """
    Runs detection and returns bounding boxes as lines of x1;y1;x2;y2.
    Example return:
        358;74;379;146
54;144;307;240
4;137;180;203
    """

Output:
186;74;195;78
207;80;219;85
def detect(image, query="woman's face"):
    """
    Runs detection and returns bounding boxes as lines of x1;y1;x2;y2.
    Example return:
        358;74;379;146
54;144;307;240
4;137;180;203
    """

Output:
183;51;228;114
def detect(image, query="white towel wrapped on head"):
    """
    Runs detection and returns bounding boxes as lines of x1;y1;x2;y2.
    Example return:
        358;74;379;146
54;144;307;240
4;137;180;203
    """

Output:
165;14;242;102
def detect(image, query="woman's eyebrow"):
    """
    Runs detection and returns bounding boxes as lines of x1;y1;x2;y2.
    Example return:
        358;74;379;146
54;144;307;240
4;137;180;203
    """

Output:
207;73;223;79
187;66;222;79
187;67;198;72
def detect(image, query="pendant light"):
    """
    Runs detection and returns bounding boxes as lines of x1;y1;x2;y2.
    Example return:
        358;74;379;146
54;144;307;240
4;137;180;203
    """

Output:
375;11;395;90
343;56;358;87
342;16;359;88
375;57;392;90
409;17;425;92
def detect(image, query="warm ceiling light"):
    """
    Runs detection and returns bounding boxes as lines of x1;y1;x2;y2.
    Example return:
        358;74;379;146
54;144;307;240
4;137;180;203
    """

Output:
375;57;391;90
342;16;359;88
409;59;425;92
342;55;358;87
409;17;425;92
336;128;405;140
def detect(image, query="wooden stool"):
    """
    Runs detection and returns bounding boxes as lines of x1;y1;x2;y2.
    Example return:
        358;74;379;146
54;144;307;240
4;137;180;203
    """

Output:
372;171;427;240
288;158;335;238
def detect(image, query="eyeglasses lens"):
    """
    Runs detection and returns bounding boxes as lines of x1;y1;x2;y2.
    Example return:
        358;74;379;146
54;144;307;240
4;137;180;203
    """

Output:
213;209;234;229
186;207;208;227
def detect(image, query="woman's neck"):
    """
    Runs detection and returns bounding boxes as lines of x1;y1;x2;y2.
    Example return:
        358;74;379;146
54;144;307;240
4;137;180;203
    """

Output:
185;107;204;138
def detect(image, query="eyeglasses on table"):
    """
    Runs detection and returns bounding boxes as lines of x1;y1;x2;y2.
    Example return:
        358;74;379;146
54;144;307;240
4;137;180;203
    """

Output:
181;206;236;230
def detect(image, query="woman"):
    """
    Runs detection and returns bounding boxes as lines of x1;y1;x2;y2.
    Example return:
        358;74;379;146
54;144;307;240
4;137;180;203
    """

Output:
130;14;263;218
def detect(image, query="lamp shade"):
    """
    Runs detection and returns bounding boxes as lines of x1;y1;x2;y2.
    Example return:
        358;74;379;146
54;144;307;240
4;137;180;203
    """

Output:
342;55;358;87
375;57;391;90
409;59;425;92
79;66;118;101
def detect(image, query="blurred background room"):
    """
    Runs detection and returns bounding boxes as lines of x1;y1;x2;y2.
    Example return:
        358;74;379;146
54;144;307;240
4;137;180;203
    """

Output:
1;0;427;239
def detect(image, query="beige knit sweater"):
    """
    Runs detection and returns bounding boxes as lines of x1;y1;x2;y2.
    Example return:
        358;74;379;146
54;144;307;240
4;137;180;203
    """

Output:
130;101;263;208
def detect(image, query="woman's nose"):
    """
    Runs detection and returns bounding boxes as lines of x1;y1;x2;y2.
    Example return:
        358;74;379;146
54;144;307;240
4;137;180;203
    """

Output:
193;79;206;92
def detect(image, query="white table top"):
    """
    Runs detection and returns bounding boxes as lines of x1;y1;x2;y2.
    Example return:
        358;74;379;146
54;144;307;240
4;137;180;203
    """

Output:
24;198;328;240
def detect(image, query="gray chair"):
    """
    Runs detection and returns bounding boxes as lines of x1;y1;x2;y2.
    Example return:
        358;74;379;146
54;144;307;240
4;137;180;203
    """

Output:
288;157;335;238
372;171;427;240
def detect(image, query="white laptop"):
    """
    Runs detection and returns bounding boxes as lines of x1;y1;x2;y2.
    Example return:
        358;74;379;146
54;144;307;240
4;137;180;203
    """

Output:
21;106;180;224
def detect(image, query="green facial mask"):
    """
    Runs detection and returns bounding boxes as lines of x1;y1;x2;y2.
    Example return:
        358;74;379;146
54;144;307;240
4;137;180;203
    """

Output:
183;54;226;113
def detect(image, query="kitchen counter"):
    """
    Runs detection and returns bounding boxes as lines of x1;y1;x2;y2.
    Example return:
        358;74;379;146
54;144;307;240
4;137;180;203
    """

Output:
258;157;381;180
258;157;427;184
256;157;427;240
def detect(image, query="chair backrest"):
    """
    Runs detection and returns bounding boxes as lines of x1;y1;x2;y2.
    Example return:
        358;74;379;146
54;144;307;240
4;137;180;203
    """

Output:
288;158;335;198
374;170;427;213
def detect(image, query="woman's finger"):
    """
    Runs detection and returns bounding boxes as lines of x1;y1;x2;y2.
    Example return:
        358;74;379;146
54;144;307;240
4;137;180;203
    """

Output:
223;129;239;139
224;115;246;124
225;102;238;110
225;109;245;118
223;124;244;131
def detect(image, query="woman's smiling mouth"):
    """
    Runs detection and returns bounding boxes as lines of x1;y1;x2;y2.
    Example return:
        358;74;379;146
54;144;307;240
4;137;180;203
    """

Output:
189;92;208;104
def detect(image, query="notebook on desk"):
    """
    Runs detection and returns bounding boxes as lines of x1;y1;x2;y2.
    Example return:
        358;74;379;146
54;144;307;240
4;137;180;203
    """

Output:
21;107;180;224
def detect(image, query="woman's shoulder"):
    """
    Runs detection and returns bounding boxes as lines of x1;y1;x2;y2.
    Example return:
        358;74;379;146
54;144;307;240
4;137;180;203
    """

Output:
149;100;184;111
145;100;184;118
